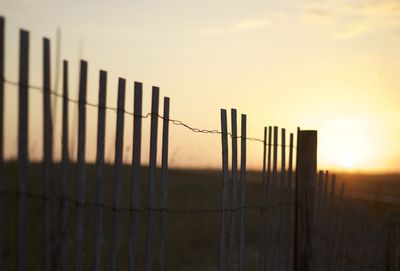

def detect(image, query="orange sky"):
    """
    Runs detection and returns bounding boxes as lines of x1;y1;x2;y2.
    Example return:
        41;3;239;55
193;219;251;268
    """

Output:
1;0;400;172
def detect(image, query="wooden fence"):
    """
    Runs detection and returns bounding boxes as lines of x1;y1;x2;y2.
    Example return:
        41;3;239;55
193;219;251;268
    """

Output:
0;16;398;271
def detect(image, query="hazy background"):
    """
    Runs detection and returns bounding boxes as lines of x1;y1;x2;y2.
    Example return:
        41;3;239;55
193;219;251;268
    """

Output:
1;0;400;172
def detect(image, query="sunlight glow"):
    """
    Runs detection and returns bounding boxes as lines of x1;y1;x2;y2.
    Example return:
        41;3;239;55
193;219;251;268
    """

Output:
339;151;357;169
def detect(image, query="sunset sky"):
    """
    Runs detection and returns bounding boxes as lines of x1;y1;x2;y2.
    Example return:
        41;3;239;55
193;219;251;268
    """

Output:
1;0;400;172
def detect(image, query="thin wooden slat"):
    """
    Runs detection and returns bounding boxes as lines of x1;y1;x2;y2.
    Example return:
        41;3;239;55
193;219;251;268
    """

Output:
284;132;294;271
270;126;278;270
278;128;286;269
17;29;29;271
218;109;228;271
319;171;329;269
129;81;143;271
238;114;247;271
315;171;324;271
75;60;87;271
94;70;107;271
159;97;170;271
0;16;4;271
258;126;267;271
145;86;160;271
264;126;272;270
326;174;336;266
111;78;126;271
331;183;344;271
60;60;69;271
228;109;238;271
42;37;53;271
294;127;300;271
339;201;353;271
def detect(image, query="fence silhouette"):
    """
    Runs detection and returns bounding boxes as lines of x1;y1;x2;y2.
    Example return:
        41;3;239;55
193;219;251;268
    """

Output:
0;16;399;271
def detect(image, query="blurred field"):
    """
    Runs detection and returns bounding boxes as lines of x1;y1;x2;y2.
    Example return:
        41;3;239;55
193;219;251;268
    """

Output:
335;173;400;218
2;162;399;270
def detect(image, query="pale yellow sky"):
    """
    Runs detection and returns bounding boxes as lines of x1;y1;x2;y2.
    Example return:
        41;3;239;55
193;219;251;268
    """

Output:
1;0;400;172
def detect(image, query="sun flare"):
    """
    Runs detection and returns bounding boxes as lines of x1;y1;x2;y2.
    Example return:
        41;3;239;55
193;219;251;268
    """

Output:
339;151;357;169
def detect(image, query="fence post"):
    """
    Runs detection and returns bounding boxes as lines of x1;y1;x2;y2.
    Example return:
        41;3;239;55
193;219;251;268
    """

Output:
145;86;160;271
278;128;286;268
285;132;294;271
75;60;88;271
17;29;29;271
239;114;247;271
111;78;126;271
94;70;107;271
228;109;238;271
259;126;267;271
264;126;272;270
42;37;53;271
270;126;278;270
129;81;143;271
0;15;4;271
159;97;170;271
60;60;69;271
219;109;228;271
295;130;317;271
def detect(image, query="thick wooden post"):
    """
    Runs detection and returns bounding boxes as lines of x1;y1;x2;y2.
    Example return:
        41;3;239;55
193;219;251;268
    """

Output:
145;86;160;271
129;81;143;271
75;60;88;271
94;70;107;271
228;109;238;271
42;37;53;271
17;29;29;271
159;97;170;271
295;130;317;271
218;109;228;271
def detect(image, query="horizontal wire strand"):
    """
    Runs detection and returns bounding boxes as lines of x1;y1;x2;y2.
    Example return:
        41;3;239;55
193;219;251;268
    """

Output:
2;78;295;147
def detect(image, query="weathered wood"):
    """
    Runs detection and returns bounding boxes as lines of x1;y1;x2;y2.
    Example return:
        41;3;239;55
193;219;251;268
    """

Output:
315;171;324;271
17;29;29;271
259;126;267;271
42;37;53;271
111;78;126;271
238;114;247;271
228;109;238;271
264;126;272;270
294;127;300;271
94;70;107;271
159;97;170;271
270;126;278;270
320;171;329;268
278;128;286;269
145;86;160;271
75;60;87;271
331;183;345;271
60;60;69;271
129;81;143;271
285;132;294;271
218;109;228;271
0;16;4;271
295;130;317;271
